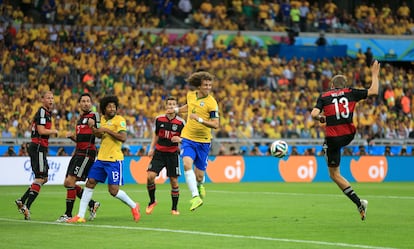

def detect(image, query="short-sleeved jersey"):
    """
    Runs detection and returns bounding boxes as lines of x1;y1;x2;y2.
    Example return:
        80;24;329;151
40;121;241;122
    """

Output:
315;88;367;137
75;111;99;154
31;106;52;148
97;115;127;161
154;114;185;153
181;91;219;143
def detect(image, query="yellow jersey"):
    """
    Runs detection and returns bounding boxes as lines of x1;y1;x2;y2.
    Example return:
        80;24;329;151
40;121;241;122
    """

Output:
181;91;219;143
97;115;127;161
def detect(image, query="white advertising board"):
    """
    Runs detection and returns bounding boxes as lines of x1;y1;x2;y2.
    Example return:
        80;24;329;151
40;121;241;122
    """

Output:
0;157;71;185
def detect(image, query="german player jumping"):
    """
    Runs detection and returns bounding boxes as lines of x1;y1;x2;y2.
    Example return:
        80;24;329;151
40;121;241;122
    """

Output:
311;60;380;220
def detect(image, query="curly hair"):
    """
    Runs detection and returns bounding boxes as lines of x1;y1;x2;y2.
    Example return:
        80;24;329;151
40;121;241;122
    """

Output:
187;71;214;87
99;95;119;115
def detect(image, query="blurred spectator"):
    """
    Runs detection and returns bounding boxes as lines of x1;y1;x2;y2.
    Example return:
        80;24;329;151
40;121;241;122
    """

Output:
290;146;300;155
136;147;146;156
229;146;239;155
1;123;13;138
364;47;374;66
397;1;410;19
122;145;133;156
315;31;327;46
281;0;291;26
383;84;395;109
355;145;368;156
3;145;16;156
400;91;411;116
249;144;263;156
217;144;226;155
57;146;68;156
304;147;316;155
409;129;414;139
384;145;393;156
17;142;29;156
290;3;300;32
342;147;353;156
177;0;192;21
215;126;230;138
299;0;310;32
399;146;408;156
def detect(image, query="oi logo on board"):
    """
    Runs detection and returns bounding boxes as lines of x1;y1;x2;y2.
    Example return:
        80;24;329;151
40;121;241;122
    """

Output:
279;156;317;182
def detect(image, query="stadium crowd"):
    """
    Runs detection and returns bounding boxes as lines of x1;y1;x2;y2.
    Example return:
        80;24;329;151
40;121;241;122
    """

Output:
1;0;413;34
0;1;413;156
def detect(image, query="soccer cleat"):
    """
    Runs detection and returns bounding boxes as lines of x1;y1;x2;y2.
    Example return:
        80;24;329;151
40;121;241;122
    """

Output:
89;201;100;221
56;214;71;223
358;199;368;221
198;184;206;199
145;201;157;215
66;215;86;223
21;205;30;220
15;199;24;213
189;196;203;211
171;210;180;216
131;203;141;222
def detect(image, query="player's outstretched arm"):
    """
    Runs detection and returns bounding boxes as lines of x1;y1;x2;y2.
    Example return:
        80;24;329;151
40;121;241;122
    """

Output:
368;60;380;96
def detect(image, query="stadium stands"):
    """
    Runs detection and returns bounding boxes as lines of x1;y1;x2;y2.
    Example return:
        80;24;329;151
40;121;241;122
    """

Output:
0;1;413;156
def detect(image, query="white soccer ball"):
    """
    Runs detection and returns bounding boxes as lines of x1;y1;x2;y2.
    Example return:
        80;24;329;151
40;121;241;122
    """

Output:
270;140;289;158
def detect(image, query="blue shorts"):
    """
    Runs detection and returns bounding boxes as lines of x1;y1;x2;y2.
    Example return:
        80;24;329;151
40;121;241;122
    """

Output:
87;160;124;185
180;138;211;171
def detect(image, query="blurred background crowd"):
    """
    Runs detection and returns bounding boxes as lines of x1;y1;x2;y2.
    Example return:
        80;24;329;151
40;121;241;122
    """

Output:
0;0;413;156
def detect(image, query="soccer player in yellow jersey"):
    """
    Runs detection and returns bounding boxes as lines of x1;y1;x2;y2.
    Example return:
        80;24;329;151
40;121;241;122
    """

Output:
171;71;219;211
67;95;141;223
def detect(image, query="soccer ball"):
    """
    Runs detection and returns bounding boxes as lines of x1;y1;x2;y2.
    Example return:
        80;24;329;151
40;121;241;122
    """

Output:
270;140;289;158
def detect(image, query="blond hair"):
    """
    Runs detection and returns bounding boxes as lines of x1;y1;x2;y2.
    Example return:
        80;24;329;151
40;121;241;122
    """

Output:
330;75;347;89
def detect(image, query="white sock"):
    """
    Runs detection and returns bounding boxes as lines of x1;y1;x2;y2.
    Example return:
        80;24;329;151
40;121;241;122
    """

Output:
184;170;199;197
115;189;136;208
78;187;94;218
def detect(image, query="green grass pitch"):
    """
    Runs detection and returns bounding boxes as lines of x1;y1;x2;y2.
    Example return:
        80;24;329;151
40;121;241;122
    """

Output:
0;182;413;249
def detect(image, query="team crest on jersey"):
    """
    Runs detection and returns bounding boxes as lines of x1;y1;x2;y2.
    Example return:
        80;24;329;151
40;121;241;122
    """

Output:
82;118;88;124
200;102;205;107
172;124;178;131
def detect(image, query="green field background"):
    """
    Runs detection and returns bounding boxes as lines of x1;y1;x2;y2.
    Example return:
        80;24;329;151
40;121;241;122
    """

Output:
0;182;413;249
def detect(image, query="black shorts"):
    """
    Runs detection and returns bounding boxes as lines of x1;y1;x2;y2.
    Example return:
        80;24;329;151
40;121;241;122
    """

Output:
325;134;355;167
66;152;96;181
28;142;49;179
147;150;181;178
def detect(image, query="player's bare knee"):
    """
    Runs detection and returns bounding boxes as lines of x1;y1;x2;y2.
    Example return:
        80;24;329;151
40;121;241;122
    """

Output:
86;179;97;188
40;177;48;185
109;189;118;197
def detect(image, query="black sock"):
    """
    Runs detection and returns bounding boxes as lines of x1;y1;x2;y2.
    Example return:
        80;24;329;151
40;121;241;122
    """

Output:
343;186;361;207
88;200;95;209
26;183;42;210
65;186;76;217
20;187;31;203
147;183;156;204
171;188;179;210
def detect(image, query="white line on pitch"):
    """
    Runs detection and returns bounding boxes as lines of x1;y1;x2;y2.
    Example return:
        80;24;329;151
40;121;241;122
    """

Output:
2;189;413;200
0;218;398;249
